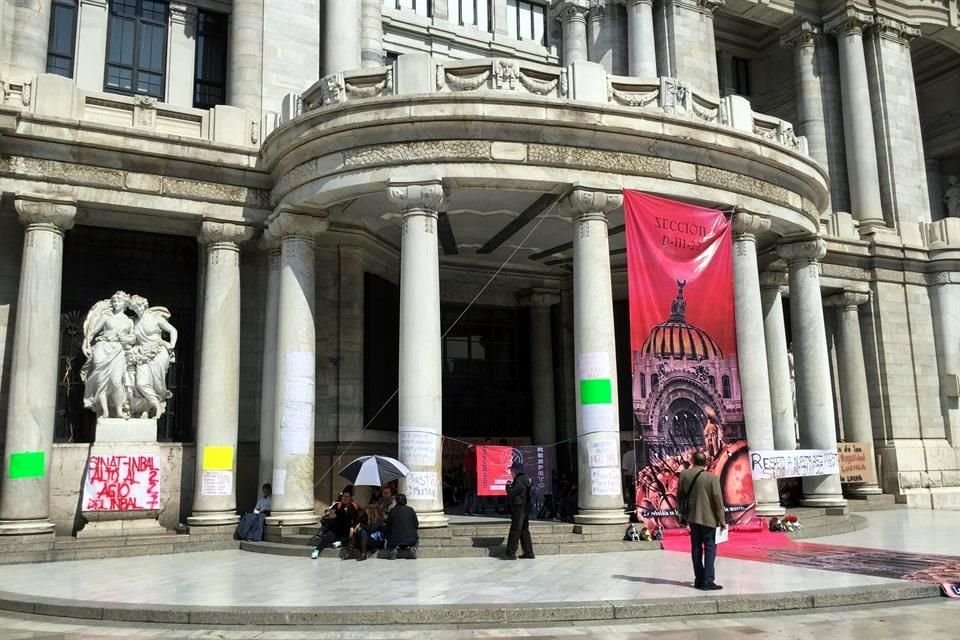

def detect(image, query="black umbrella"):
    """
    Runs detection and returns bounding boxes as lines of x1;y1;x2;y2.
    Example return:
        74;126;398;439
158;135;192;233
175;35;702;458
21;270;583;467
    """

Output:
339;455;410;487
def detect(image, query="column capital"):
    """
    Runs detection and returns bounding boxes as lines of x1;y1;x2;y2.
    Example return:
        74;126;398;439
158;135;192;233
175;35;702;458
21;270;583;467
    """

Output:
825;10;873;37
873;16;921;45
776;237;827;263
387;179;446;213
693;0;724;14
759;270;788;291
551;0;590;22
258;228;282;253
823;291;870;308
568;187;623;218
780;21;822;48
170;1;198;24
732;212;771;240
267;209;329;238
518;288;562;308
199;220;255;245
616;0;654;6
14;195;77;231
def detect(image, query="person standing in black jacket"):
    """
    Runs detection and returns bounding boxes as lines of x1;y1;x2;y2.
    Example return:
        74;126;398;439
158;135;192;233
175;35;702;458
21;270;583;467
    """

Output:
503;461;535;560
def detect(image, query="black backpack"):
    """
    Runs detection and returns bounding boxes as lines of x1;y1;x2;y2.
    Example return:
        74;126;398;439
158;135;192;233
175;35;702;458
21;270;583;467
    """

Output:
676;470;704;525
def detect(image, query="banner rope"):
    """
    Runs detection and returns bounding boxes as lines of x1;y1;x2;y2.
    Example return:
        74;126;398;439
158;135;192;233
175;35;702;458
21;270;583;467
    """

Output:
313;186;575;488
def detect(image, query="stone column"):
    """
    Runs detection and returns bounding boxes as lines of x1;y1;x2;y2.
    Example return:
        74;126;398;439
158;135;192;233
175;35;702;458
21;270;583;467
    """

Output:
324;0;361;75
168;3;199;109
389;179;448;528
228;0;263;114
555;1;590;65
266;210;328;526
5;0;52;82
624;0;656;78
926;159;946;221
75;0;110;93
781;24;829;181
777;239;846;508
520;290;561;446
0;195;76;536
257;232;281;488
826;13;885;229
587;1;624;75
188;221;253;527
360;0;384;68
732;214;783;516
825;291;881;495
759;272;796;451
570;187;627;525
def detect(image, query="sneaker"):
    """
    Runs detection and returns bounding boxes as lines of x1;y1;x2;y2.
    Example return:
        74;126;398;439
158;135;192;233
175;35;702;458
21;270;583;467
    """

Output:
310;548;320;560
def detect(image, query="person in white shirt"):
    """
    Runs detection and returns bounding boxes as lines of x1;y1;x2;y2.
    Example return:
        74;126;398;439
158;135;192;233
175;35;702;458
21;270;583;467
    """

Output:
621;441;637;506
235;483;272;541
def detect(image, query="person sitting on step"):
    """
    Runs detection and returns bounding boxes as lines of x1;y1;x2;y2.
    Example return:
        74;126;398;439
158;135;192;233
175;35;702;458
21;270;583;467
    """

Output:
311;486;358;559
384;493;419;559
348;504;386;561
234;483;272;542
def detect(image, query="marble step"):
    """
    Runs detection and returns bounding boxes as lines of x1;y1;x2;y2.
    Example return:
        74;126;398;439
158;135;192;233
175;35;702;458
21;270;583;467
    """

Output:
268;529;627;548
788;513;868;540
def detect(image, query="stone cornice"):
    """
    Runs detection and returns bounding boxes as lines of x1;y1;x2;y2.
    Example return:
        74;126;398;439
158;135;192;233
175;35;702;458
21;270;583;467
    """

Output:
14;194;77;230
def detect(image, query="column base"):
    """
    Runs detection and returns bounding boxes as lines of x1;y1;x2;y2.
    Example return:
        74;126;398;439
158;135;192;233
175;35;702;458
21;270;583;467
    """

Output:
574;509;628;525
416;511;449;529
845;484;883;497
187;512;240;527
265;511;319;527
0;519;56;536
800;495;848;508
754;502;786;517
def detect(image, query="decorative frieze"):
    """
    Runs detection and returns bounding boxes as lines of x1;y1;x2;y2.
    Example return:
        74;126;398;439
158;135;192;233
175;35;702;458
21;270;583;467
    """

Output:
874;16;921;45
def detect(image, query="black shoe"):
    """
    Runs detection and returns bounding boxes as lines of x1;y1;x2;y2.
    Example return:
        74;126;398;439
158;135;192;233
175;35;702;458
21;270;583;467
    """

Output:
502;553;518;560
693;581;703;589
700;583;723;591
519;553;535;559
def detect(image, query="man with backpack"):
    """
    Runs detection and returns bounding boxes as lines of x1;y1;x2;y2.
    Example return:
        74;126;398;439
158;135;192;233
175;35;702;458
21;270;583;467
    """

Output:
503;461;535;560
677;451;726;590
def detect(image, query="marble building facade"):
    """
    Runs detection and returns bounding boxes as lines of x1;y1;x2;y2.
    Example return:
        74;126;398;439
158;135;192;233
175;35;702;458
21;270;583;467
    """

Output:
0;0;958;538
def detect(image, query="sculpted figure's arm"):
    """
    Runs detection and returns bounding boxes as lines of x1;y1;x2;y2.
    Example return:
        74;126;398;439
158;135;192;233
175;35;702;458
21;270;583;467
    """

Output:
158;317;178;350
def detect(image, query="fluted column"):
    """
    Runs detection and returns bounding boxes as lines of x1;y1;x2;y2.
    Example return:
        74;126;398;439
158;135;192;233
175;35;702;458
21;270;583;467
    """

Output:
926;159;946;221
5;0;52;82
0;196;76;536
360;0;384;68
520;290;561;446
732;214;784;516
759;272;796;451
825;291;881;495
781;24;829;181
624;0;656;78
228;0;264;114
827;12;885;229
570;187;627;525
324;0;362;75
265;210;328;526
188;221;254;527
777;239;846;508
555;1;590;64
258;231;281;488
390;179;448;528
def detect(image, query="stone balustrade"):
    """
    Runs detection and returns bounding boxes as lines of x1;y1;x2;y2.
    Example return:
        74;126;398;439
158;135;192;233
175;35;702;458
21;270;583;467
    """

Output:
295;56;809;156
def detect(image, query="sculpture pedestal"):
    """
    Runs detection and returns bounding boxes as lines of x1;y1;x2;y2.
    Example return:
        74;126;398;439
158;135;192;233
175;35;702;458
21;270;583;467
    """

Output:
78;418;169;538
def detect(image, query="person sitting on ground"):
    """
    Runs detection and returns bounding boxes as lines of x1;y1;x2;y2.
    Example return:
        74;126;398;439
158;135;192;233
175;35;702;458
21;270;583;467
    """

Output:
384;493;419;559
349;504;386;561
311;486;358;559
234;483;272;542
378;484;397;519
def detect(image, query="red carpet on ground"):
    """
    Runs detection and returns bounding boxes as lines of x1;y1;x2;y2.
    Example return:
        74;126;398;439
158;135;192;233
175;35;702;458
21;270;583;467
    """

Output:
660;526;794;557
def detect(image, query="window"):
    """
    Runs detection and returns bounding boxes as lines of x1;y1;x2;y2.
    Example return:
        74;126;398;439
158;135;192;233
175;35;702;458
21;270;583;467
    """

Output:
385;51;400;66
651;373;659;389
449;0;491;31
47;0;79;78
721;375;731;399
384;0;431;16
732;56;751;96
104;0;168;99
193;11;227;109
638;373;646;398
506;0;546;45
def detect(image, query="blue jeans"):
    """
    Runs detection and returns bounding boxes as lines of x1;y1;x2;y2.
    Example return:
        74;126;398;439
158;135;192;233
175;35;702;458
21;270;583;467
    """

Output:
689;523;717;586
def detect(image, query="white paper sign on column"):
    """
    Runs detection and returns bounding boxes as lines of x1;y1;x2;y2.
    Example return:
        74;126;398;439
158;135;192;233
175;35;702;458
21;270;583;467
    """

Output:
581;404;615;434
406;471;438;501
280;400;313;455
587;439;619;468
578;352;609;380
285;351;314;378
590;467;622;496
285;376;315;403
399;429;437;467
272;469;287;496
201;470;233;497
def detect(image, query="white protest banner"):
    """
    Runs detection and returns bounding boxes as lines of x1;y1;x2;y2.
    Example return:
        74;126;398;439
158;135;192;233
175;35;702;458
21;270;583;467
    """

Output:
749;449;840;480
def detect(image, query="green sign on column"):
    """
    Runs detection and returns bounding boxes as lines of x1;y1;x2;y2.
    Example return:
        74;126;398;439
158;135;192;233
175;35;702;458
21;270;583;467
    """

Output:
9;451;45;479
580;378;612;404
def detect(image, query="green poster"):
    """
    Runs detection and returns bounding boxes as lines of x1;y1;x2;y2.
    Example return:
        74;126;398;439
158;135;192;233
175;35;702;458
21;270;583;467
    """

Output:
9;451;45;479
580;379;612;405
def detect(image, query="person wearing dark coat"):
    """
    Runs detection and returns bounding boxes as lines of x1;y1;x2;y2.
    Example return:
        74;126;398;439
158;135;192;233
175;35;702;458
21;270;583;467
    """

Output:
384;493;419;559
503;461;535;560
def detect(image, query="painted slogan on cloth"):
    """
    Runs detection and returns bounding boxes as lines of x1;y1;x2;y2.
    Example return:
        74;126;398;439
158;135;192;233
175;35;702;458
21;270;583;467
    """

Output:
624;190;755;529
82;454;161;511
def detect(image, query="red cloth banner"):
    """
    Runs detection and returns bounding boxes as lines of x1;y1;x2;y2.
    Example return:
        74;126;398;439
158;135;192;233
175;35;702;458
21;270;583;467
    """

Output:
476;446;555;505
624;190;756;529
